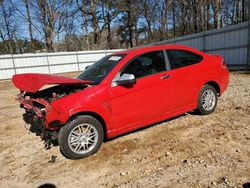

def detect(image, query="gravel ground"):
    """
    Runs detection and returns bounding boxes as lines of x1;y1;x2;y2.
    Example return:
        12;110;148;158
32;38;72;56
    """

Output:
0;72;249;188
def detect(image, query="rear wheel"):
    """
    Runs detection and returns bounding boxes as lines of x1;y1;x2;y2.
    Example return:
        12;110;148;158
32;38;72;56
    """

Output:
59;115;104;159
196;85;218;115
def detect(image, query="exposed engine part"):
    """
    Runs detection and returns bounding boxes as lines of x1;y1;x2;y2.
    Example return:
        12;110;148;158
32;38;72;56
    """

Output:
18;83;87;119
17;83;87;149
25;83;86;103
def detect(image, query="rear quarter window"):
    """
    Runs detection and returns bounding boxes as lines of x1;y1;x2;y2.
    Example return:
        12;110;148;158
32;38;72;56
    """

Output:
167;50;203;69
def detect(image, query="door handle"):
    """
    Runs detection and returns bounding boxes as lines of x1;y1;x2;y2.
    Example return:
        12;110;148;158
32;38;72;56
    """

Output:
161;75;171;79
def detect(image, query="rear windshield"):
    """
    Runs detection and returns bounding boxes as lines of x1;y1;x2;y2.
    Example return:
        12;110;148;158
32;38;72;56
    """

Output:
77;54;126;84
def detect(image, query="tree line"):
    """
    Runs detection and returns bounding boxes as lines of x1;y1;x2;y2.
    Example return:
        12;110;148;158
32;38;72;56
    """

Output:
0;0;249;54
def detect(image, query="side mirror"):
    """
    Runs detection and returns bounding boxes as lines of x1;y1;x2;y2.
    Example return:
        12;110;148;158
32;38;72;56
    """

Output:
114;74;135;86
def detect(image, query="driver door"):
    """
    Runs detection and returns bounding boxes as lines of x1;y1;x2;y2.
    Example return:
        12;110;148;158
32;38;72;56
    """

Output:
108;51;178;131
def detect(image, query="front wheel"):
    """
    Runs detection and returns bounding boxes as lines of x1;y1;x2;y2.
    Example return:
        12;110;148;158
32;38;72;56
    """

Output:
59;115;104;159
196;85;218;115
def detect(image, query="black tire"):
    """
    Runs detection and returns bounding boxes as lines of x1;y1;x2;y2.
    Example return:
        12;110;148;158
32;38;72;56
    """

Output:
196;85;218;115
59;115;104;159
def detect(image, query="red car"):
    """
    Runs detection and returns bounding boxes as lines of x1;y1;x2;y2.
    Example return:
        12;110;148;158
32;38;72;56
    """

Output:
12;45;229;159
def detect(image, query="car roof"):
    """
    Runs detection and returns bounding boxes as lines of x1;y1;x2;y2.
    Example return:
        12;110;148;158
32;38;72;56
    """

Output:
114;44;204;56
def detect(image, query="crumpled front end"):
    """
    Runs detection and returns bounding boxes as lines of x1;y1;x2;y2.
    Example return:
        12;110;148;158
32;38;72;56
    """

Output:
16;91;63;146
16;93;50;118
12;73;91;147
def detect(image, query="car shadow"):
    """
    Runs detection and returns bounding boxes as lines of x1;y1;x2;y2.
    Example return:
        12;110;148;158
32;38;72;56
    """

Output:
37;183;56;188
187;111;200;116
243;183;250;188
23;111;197;149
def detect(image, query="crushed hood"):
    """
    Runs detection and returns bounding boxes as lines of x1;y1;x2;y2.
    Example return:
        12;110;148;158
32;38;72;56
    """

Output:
12;73;92;93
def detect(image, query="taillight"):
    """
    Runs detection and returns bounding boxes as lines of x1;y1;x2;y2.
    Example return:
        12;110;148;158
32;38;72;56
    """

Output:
221;60;227;68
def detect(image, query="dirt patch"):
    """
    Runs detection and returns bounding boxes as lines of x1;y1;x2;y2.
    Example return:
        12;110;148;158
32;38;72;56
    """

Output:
0;72;249;188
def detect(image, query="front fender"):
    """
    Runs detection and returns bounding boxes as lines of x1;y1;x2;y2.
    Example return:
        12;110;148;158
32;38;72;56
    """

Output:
67;101;112;128
44;86;111;130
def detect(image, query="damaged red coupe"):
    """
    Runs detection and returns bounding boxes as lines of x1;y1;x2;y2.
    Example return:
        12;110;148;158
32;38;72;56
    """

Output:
12;45;229;159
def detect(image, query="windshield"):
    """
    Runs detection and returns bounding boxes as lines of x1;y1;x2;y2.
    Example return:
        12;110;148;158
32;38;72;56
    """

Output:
77;54;126;84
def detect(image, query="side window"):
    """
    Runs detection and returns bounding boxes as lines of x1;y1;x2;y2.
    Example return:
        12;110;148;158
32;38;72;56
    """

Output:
122;51;166;79
167;50;203;69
